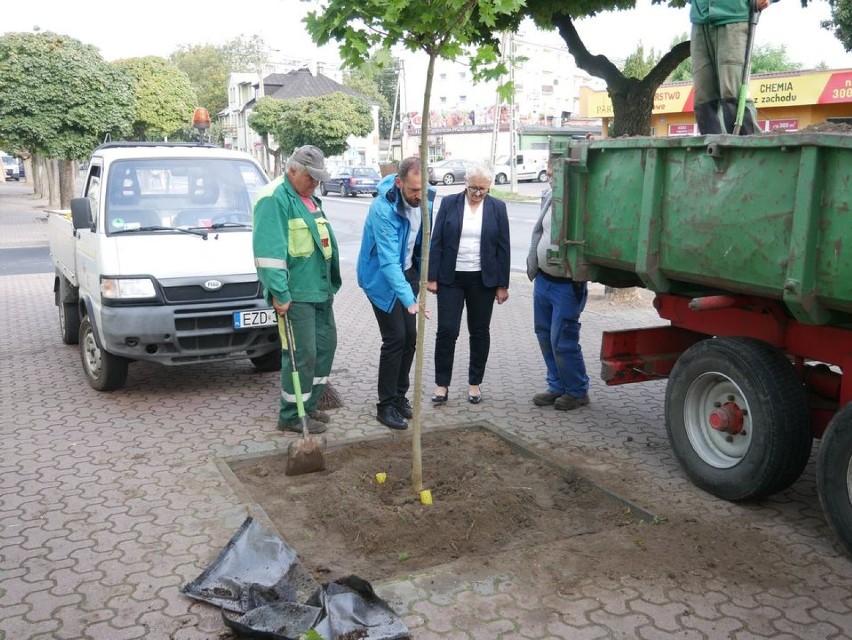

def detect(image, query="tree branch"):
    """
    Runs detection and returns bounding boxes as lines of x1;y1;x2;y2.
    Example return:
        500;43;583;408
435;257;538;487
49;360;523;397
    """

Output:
641;40;691;88
550;13;626;90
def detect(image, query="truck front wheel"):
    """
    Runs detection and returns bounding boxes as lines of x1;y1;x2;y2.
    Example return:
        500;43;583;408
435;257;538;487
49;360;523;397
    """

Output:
665;337;811;502
817;404;852;557
250;349;282;372
79;315;129;391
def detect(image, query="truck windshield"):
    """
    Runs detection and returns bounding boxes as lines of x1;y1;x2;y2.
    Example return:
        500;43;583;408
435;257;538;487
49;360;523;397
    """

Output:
104;158;267;235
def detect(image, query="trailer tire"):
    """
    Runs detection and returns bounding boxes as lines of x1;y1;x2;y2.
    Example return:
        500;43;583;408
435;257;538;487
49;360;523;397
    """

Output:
495;173;508;185
817;404;852;557
665;337;811;502
79;315;129;391
250;349;282;372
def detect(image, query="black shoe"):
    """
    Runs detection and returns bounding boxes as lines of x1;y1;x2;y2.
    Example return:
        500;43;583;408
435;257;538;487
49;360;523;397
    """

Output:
395;396;413;419
431;388;449;403
377;404;408;430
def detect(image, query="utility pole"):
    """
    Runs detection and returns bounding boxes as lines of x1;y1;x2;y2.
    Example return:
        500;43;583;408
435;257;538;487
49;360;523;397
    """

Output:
508;32;518;194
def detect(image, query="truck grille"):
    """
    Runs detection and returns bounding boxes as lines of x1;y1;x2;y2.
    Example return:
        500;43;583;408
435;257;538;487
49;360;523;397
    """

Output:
162;281;262;303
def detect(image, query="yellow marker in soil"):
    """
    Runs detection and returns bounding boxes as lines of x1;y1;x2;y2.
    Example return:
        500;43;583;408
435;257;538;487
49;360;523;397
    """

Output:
420;489;433;505
375;472;387;484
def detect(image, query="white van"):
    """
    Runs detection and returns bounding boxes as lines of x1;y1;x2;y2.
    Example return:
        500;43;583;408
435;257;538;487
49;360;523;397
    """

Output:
494;150;549;184
2;152;20;181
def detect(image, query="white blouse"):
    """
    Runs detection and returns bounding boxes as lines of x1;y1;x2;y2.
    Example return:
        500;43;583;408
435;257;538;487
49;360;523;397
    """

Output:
455;198;482;272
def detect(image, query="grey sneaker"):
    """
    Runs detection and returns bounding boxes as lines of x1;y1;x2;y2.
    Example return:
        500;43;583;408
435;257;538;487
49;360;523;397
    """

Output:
554;394;590;411
277;417;328;434
309;409;331;423
533;391;562;406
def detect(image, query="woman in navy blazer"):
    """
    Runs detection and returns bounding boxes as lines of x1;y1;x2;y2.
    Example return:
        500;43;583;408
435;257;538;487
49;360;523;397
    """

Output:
426;160;510;404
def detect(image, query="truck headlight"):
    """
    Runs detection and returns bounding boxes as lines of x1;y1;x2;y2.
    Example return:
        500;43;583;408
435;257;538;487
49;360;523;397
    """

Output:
101;277;156;300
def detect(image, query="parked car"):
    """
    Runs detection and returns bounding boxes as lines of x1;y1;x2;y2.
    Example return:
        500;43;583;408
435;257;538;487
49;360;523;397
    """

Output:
2;152;20;181
427;159;468;185
320;166;380;197
494;150;549;184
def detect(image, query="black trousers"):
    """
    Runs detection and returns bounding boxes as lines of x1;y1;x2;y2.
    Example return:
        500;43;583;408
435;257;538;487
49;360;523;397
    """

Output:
434;270;496;388
372;267;419;407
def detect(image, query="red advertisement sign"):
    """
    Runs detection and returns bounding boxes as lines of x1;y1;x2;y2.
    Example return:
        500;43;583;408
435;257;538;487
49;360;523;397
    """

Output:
669;123;697;136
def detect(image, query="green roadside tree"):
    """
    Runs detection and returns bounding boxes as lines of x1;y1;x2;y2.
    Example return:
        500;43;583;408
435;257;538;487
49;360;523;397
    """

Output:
170;44;231;117
344;65;393;140
115;57;198;141
623;42;662;79
823;0;852;50
248;92;374;176
0;31;134;206
305;0;526;494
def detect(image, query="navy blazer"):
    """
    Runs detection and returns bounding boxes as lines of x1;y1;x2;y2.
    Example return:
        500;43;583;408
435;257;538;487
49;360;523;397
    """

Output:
428;191;510;288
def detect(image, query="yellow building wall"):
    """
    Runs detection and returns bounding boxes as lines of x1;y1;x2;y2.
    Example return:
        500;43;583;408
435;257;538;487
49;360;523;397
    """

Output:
580;68;852;137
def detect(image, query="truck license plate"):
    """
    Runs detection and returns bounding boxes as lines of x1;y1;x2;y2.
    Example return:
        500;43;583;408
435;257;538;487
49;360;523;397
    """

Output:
233;309;277;329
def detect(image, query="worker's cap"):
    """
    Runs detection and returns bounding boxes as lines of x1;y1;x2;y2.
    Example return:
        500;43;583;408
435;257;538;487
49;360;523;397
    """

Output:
290;145;330;182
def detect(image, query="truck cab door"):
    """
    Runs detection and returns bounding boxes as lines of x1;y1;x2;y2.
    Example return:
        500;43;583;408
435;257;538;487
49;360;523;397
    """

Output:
76;164;103;308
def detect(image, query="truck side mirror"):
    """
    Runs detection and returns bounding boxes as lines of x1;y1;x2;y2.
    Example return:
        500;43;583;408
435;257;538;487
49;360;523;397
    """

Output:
70;197;94;231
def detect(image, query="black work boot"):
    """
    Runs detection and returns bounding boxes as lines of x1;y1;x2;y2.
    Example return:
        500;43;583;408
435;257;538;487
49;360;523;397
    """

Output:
721;99;759;135
694;100;722;134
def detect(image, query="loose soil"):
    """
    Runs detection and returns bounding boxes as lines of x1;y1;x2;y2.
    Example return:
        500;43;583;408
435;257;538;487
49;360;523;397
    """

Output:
230;426;797;595
230;427;641;582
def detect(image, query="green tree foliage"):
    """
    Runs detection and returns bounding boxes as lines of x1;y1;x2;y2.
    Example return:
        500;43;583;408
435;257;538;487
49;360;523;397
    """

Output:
823;0;852;51
622;42;661;79
249;93;373;174
222;35;269;74
0;31;133;158
115;57;198;140
750;44;802;74
170;44;231;116
343;54;399;139
668;33;692;82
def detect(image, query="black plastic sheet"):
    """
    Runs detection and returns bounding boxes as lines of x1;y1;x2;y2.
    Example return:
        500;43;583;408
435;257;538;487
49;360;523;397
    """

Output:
182;517;410;640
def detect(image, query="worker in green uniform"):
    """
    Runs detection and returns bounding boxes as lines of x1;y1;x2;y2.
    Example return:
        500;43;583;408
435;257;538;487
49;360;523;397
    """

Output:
690;0;775;134
253;145;341;434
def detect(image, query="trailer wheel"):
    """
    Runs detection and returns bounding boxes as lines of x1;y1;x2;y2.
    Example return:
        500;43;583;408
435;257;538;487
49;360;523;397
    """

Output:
250;349;282;372
665;337;811;501
817;404;852;557
495;173;508;185
79;315;129;391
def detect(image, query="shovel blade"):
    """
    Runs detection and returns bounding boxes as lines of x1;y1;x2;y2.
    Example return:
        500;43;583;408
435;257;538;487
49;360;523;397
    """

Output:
285;436;327;476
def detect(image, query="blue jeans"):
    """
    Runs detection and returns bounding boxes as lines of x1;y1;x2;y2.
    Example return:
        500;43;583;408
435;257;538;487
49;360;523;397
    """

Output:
533;274;589;398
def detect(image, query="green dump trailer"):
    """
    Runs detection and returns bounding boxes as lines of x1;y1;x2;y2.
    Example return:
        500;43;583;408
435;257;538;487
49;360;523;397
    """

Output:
550;131;852;555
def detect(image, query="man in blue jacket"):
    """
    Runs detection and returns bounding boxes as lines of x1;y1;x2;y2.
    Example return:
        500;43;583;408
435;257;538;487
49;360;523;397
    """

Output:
691;0;774;134
357;157;435;430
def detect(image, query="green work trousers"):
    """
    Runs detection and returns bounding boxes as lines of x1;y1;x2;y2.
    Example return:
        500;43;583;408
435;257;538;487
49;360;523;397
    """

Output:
691;21;758;134
278;299;337;425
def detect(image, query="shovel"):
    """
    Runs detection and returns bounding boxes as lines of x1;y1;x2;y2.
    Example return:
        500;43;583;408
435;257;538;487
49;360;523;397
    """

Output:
281;312;327;476
732;0;761;135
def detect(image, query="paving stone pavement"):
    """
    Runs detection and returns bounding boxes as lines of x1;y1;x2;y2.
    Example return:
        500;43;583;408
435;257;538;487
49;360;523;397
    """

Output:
1;183;851;639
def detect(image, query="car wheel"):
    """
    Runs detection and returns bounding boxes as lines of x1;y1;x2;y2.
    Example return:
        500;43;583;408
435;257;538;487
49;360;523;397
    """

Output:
79;315;129;391
341;184;349;197
443;173;455;185
495;173;508;185
538;170;548;182
320;182;328;196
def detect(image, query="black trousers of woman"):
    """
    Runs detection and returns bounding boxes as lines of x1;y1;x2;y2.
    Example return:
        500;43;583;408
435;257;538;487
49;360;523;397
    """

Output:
434;270;497;388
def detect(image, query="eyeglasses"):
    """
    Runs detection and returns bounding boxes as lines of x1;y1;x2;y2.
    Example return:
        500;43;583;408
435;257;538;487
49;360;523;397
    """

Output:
467;186;489;196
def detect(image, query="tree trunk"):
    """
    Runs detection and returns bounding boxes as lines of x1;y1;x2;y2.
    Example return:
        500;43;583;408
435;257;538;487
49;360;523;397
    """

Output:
59;159;76;209
46;159;60;209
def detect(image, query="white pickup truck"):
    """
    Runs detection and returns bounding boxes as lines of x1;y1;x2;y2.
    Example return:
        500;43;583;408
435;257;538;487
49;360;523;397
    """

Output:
49;141;280;390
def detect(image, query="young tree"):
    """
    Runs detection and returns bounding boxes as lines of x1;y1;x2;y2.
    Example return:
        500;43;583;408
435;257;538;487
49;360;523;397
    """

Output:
305;0;524;494
115;57;199;140
249;93;374;176
0;32;134;206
